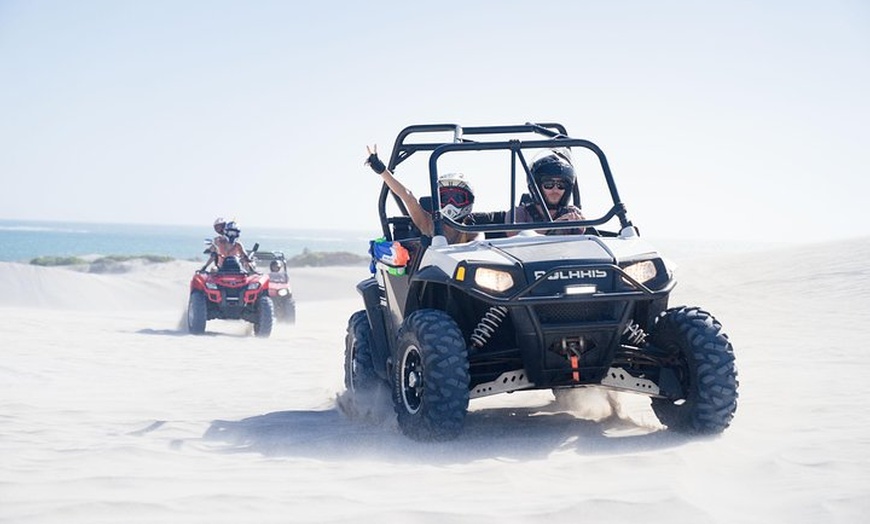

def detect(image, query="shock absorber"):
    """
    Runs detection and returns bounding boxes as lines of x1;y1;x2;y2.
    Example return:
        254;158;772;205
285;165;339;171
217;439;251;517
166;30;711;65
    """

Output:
470;305;509;349
622;319;648;346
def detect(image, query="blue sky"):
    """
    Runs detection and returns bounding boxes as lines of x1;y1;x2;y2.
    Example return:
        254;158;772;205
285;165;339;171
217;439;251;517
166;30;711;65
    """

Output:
1;0;868;242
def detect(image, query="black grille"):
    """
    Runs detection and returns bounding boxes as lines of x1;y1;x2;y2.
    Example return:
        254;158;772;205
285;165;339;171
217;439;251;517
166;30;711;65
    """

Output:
221;287;244;302
533;301;621;324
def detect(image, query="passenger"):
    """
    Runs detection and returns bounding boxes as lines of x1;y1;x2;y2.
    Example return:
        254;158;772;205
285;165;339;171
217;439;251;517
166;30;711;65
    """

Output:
213;217;227;240
366;145;478;244
511;149;585;235
201;217;226;271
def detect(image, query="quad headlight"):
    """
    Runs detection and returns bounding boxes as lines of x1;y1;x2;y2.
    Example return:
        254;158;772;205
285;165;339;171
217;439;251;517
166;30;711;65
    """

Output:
247;282;261;290
474;268;515;293
277;288;290;297
205;282;219;290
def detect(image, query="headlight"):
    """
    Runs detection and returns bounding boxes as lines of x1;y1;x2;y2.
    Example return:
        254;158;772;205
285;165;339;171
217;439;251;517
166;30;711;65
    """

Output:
277;288;289;296
622;260;657;284
205;282;218;290
474;268;514;292
247;282;261;290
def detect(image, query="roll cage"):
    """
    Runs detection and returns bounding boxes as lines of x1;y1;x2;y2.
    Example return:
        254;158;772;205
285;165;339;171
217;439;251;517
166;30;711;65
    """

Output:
376;123;635;242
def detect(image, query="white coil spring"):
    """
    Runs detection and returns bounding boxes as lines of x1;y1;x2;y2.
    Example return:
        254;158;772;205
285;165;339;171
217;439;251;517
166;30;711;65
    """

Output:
470;305;509;348
622;320;647;346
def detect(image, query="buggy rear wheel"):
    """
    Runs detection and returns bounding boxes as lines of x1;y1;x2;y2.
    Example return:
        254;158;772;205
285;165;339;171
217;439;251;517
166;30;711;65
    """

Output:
344;310;378;393
392;309;470;441
187;291;207;334
649;306;738;434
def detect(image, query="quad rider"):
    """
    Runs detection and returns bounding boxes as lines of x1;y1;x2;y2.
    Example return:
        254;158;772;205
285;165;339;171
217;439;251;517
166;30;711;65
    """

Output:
203;219;254;272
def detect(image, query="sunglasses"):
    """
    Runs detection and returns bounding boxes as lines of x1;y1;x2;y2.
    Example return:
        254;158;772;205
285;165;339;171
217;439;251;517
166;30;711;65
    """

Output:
440;186;473;206
542;180;567;191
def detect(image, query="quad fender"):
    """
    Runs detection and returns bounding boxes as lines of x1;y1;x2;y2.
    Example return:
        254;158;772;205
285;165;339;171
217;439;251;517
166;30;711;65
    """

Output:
189;272;209;292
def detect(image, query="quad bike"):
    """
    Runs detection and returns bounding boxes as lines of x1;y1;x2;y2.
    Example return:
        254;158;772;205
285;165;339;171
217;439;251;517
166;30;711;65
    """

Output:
252;250;296;324
344;123;738;441
187;242;274;337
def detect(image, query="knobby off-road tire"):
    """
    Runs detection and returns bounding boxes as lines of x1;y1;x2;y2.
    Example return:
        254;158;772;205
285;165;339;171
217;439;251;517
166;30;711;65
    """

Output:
274;297;296;324
344;310;379;393
649;306;738;434
187;291;207;334
393;309;470;441
283;300;296;325
253;295;274;338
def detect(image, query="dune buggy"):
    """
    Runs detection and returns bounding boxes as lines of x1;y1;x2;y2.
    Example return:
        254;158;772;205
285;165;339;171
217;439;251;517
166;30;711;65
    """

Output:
345;123;738;441
252;250;296;324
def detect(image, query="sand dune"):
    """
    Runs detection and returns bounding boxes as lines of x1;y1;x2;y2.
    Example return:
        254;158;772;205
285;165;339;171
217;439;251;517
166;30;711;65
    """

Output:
1;238;868;523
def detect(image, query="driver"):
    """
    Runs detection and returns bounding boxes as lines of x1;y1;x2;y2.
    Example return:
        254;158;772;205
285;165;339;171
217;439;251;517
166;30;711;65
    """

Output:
365;145;478;245
269;259;288;283
511;149;585;235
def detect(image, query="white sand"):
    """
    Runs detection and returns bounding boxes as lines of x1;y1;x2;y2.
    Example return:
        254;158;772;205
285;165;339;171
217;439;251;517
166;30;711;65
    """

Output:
1;239;869;523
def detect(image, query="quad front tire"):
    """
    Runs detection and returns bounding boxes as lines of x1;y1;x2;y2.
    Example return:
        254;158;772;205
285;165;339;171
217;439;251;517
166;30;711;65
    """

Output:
253;295;274;338
393;309;470;441
649;306;738;434
187;291;207;334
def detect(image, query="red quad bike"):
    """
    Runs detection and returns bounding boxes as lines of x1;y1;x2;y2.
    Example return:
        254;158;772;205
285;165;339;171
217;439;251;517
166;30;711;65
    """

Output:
187;242;275;337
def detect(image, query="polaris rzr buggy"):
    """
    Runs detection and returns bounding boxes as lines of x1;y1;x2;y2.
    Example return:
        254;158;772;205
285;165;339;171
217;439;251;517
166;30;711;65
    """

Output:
345;123;738;441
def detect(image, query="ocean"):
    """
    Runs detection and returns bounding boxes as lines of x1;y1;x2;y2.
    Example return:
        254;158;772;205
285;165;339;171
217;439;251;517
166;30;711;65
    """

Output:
0;219;373;263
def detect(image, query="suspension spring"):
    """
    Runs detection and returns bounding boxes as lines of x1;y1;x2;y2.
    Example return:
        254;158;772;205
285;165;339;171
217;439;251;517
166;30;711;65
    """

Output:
470;305;509;349
622;320;648;346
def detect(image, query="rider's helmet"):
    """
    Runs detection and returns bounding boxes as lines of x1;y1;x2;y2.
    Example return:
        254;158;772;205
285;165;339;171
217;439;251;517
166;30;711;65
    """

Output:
213;217;227;235
270;260;281;272
437;172;475;221
224;221;241;242
530;149;575;208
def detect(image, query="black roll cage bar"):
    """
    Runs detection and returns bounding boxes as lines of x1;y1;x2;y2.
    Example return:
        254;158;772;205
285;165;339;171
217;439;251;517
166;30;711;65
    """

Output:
377;123;633;240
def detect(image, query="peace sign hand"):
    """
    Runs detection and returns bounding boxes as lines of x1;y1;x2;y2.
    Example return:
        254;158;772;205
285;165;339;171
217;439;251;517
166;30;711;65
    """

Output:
365;145;386;175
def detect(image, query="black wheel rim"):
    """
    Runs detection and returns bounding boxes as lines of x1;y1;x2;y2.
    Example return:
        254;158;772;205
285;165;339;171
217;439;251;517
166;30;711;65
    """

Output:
349;342;362;392
401;345;423;414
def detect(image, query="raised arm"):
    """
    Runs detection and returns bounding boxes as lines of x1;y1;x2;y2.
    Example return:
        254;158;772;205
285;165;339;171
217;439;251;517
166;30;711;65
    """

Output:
366;145;434;236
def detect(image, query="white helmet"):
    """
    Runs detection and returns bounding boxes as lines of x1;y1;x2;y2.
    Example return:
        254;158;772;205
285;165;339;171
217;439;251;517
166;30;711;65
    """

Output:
437;172;474;221
224;220;241;242
213;217;227;235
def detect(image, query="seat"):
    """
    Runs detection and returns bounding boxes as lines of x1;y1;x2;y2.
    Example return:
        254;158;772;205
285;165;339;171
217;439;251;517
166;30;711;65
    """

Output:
218;257;244;274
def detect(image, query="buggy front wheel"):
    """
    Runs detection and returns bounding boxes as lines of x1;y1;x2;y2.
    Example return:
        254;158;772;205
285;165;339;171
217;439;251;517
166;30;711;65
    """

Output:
392;309;470;441
649;306;738;434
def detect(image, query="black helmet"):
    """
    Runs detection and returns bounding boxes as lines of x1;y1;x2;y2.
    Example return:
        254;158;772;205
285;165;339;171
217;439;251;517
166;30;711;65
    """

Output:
224;221;241;242
530;149;575;208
